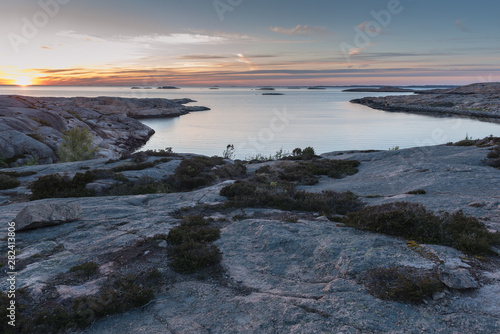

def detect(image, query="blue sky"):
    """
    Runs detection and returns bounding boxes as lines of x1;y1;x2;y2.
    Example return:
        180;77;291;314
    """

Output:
1;0;499;85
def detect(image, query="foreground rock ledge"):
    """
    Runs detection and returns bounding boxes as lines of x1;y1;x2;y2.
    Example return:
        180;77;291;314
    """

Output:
0;95;209;164
0;144;499;333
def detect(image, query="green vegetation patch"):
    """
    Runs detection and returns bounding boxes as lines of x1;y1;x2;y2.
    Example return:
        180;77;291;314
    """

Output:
57;127;99;162
0;174;21;190
220;178;363;215
342;202;499;256
167;216;222;274
30;172;95;200
167;156;226;191
69;261;99;279
279;159;360;185
363;266;444;304
14;269;160;334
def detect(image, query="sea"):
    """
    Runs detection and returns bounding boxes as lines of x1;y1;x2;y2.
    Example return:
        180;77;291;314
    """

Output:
2;85;499;159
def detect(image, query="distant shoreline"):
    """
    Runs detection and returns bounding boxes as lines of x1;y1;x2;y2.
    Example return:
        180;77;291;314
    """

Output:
351;82;500;125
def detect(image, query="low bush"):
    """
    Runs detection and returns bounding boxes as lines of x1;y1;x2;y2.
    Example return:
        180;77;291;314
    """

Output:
30;172;95;200
111;161;156;172
167;216;220;246
0;174;20;190
364;266;444;303
220;179;363;215
406;189;427;195
342;202;500;256
70;262;99;278
18;269;159;333
167;156;225;191
167;216;222;274
168;241;222;274
279;159;359;185
106;177;173;196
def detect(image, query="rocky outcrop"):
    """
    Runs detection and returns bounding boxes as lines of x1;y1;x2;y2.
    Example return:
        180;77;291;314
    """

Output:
0;95;209;164
0;144;499;333
351;82;500;122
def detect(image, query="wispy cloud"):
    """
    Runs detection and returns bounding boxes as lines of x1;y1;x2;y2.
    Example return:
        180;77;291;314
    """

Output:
455;20;470;32
180;54;229;60
56;30;106;42
269;25;330;35
130;33;226;45
357;21;386;35
236;53;257;70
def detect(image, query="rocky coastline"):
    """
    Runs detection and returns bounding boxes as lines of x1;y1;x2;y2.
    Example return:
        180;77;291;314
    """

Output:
0;85;499;333
0;95;209;165
351;82;500;123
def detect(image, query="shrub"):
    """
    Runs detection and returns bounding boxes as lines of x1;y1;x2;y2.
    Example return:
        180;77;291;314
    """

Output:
30;172;95;200
57;127;99;162
220;179;363;215
222;144;235;159
167;216;222;274
70;262;99;278
167;216;220;246
342;202;500;256
111;161;156;172
168;156;224;191
279;159;360;184
18;269;158;333
302;146;316;159
0;174;20;190
406;189;426;195
141;147;175;157
364;266;444;303
168;241;222;274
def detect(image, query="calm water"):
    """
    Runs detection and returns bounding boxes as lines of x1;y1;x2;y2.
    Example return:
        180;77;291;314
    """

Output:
2;86;500;159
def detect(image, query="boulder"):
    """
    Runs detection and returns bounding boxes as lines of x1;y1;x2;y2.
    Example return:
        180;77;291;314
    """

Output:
438;265;479;289
14;202;82;231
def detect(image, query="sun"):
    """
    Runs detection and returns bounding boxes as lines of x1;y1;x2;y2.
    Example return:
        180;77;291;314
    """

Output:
15;76;33;86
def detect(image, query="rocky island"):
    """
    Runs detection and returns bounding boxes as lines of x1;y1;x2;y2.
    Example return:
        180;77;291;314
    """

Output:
0;85;499;333
0;95;209;165
343;86;415;93
351;82;500;123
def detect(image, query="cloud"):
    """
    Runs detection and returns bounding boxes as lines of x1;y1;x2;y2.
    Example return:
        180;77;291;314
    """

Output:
357;21;384;35
130;33;226;45
180;54;229;60
269;25;329;35
56;30;106;42
236;53;257;70
455;20;470;32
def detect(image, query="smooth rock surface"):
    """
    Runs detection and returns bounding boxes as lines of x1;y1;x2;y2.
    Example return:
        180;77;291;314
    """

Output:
14;202;82;231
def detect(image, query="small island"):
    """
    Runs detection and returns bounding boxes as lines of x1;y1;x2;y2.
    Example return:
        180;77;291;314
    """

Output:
343;86;415;93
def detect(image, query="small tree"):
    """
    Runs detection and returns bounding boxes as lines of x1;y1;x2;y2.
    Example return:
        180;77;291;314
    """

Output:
58;127;99;162
222;144;235;159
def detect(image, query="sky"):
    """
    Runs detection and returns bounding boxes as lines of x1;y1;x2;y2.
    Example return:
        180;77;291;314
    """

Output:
1;0;500;86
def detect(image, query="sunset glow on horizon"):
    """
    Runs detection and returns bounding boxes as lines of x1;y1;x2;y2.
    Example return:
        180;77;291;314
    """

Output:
2;0;500;86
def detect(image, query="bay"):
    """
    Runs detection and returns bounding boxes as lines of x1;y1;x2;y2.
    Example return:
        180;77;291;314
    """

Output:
1;85;499;159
